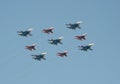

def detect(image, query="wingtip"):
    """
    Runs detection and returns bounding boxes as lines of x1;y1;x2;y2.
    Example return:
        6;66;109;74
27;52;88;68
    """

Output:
50;27;54;29
83;33;87;36
88;43;95;46
32;43;37;46
42;52;47;55
58;36;64;39
76;21;83;24
64;50;68;53
28;28;33;31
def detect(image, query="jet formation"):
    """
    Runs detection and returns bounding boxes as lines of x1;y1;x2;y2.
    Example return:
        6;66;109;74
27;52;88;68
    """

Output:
18;21;94;61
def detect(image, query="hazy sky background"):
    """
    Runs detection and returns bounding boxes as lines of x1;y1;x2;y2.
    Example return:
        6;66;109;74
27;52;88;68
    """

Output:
0;0;120;84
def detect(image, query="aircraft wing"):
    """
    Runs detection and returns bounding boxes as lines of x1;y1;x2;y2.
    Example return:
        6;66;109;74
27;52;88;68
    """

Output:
58;36;64;39
28;28;33;31
76;21;83;24
41;52;47;55
88;43;94;46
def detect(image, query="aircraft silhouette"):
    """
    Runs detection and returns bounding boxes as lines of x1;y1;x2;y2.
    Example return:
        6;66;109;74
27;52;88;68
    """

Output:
25;44;36;51
66;21;82;30
31;52;47;61
17;28;33;37
48;36;64;45
57;51;68;57
42;27;54;34
78;43;94;51
75;33;87;41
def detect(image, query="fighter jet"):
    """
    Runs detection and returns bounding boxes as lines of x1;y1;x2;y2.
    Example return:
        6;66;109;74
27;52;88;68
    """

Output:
48;36;64;45
31;52;47;61
57;51;68;57
78;43;94;51
17;28;33;37
66;21;83;30
25;44;36;51
42;27;54;34
75;33;87;41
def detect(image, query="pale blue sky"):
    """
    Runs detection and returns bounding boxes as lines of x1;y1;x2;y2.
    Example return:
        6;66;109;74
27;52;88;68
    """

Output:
0;0;120;84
